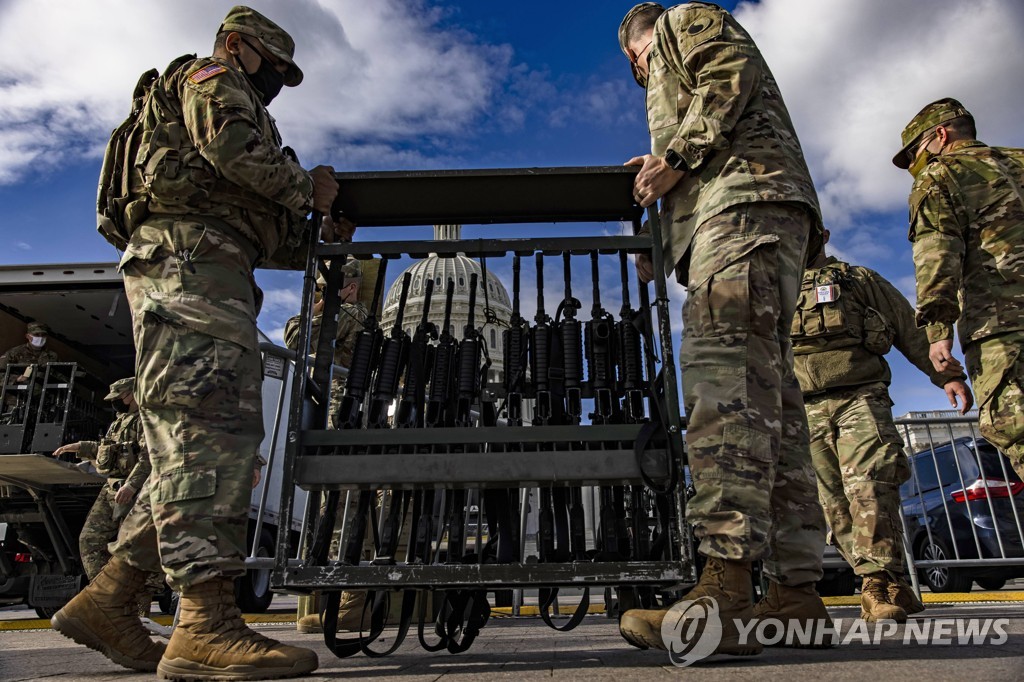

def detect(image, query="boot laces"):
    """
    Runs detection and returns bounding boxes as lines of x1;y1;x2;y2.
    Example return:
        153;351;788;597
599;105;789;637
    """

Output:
864;577;895;604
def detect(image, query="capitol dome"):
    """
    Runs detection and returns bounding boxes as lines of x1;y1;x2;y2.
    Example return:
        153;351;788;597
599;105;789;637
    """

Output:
380;225;513;385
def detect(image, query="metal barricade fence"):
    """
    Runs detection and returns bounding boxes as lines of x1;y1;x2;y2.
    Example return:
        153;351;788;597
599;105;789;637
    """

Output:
896;414;1024;594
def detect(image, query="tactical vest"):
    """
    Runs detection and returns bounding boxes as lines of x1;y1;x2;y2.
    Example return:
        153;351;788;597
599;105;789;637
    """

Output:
95;437;140;479
791;262;895;356
116;55;300;260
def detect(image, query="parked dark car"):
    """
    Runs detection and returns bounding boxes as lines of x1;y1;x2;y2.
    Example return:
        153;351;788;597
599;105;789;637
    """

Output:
901;436;1024;592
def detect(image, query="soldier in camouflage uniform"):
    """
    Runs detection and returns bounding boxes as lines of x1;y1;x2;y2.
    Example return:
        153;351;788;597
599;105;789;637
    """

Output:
54;378;150;579
51;7;342;679
793;231;972;621
0;322;58;383
617;3;829;655
52;378;165;614
896;98;1024;483
283;258;368;429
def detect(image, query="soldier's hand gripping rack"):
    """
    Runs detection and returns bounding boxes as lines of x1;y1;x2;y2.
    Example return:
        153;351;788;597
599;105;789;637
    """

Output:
273;166;693;657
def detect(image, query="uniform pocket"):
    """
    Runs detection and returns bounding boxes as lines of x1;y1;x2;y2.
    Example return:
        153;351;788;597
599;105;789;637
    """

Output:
723;423;773;463
153;464;217;505
135;313;247;412
862;307;895;355
980;360;1024;450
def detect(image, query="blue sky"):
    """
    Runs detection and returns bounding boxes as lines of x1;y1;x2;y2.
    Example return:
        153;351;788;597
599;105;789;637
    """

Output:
2;0;1024;417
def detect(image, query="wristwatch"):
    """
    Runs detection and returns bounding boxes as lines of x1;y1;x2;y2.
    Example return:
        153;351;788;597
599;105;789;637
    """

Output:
664;148;687;171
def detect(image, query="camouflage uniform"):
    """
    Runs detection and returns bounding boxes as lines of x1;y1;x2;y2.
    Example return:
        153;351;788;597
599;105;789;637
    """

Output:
77;405;151;579
109;33;315;590
901;99;1024;480
792;257;965;575
0;344;57;374
646;2;825;584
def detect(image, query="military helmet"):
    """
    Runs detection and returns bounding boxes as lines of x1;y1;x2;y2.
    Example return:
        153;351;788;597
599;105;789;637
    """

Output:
892;97;974;169
26;322;50;336
618;3;665;56
105;377;135;401
219;5;303;86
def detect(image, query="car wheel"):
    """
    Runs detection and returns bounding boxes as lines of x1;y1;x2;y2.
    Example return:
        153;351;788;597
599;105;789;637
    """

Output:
975;577;1007;591
34;605;59;619
235;527;274;613
919;537;973;593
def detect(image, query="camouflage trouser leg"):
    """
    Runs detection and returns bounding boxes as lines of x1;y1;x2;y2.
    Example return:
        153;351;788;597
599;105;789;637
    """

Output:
805;383;909;576
79;485;120;580
682;203;825;585
110;218;264;591
966;332;1024;481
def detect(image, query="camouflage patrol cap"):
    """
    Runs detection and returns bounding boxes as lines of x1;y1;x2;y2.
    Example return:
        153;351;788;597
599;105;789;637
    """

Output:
219;5;303;87
618;3;665;56
892;97;974;169
104;377;135;401
26;322;49;336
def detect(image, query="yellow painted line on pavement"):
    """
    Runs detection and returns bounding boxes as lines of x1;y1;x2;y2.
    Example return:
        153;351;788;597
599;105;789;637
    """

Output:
491;604;607;617
0;613;298;631
3;593;1022;630
822;591;1024;607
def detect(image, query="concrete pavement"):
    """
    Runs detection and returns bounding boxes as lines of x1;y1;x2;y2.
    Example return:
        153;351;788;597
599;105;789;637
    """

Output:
1;598;1023;681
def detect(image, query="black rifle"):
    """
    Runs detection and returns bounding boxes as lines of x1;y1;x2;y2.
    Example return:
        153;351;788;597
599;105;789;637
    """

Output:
366;272;412;429
530;253;554;427
586;251;620;424
529;254;570;561
426;280;457;429
444;274;483;566
413;281;455;572
397;279;437;566
530;255;556;562
336;260;389;430
618;251;646;423
367;274;414;564
556;253;585;560
502;255;528;426
454;273;482;428
617;253;651;565
325;259;389;567
586;252;628;558
396;279;436;430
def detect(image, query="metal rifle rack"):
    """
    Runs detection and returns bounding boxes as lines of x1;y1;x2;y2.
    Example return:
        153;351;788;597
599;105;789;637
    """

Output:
272;166;693;656
0;365;37;453
30;363;100;453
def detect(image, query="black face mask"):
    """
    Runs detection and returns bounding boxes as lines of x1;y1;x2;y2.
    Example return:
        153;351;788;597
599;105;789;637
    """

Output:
112;400;129;414
239;38;285;106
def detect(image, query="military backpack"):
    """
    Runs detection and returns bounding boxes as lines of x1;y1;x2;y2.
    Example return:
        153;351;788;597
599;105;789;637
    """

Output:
95;55;194;250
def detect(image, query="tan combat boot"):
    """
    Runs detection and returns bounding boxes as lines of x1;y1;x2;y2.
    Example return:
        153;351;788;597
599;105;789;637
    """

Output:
297;590;368;634
158;577;317;681
51;557;166;671
295;612;323;634
752;581;835;648
619;557;762;656
860;573;907;622
888;576;925;616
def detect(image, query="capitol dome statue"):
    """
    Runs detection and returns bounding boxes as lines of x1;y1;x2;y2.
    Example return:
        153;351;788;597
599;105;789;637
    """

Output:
380;225;512;386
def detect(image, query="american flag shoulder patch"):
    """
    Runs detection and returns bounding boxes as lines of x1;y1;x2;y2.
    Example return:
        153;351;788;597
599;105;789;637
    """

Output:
189;64;227;84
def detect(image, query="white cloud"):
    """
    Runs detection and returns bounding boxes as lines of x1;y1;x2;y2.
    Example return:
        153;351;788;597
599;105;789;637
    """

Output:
734;0;1024;240
0;0;514;181
15;242;31;250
